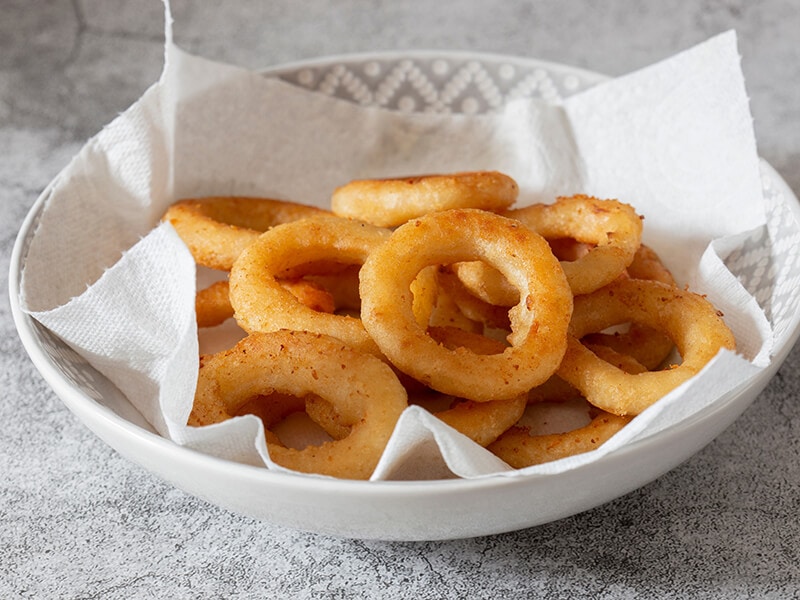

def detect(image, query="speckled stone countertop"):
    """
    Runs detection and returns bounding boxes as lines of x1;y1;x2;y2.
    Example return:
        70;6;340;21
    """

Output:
2;1;799;597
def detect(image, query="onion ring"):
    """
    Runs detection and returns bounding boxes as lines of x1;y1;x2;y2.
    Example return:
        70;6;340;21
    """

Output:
488;340;644;466
557;279;736;416
454;195;643;305
163;197;329;271
508;195;643;295
359;208;573;401
581;244;676;369
524;343;647;404
411;390;527;447
188;330;408;480
229;215;391;356
487;407;631;468
331;171;519;227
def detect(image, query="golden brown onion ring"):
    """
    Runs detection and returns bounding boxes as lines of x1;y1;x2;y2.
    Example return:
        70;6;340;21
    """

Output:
229;215;391;356
188;330;408;480
359;208;573;401
331;171;519;227
454;195;643;305
412;390;527;447
487;408;631;468
581;244;677;369
163;197;329;270
524;344;647;405
507;194;643;295
488;342;645;467
557;279;736;416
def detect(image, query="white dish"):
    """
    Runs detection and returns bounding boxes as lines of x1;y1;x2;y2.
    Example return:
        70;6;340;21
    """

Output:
10;52;800;541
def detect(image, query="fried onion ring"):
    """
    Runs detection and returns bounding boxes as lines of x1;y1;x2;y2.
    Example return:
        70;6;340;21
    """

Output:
229;215;391;356
454;195;643;304
487;407;631;468
524;344;647;405
359;208;572;401
581;244;676;369
508;195;643;295
188;330;408;480
411;390;527;447
163;197;329;270
557;279;736;416
488;342;644;467
331;171;519;227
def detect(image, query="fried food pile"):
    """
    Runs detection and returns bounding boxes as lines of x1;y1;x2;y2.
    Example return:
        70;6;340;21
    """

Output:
162;171;735;479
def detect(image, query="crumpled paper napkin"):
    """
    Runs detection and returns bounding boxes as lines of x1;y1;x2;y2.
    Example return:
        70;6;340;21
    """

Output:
20;8;771;480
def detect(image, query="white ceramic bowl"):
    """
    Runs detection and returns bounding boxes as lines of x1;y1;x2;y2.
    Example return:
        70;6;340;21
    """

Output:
11;52;800;541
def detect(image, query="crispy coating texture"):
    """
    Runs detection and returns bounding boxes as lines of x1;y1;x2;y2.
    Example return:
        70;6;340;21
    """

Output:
360;208;573;401
189;330;408;480
331;171;519;227
558;279;736;416
487;410;631;468
163;171;738;476
196;279;336;328
455;195;643;305
229;215;391;356
163;196;328;270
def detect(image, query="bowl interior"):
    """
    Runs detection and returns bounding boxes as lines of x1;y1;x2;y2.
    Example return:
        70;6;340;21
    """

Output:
10;51;800;539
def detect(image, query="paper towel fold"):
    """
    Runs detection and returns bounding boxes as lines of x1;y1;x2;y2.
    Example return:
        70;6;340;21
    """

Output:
20;24;773;480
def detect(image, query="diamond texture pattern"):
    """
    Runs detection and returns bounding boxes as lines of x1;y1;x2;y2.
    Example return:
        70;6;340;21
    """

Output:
275;55;604;113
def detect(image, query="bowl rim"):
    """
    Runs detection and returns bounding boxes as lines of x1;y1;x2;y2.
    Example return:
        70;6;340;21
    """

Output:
261;47;611;81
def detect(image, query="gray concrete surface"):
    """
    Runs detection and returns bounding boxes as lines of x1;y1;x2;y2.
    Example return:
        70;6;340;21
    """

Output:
2;1;799;597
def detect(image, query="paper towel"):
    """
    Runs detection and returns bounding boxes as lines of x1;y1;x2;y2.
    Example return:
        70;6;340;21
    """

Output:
19;20;772;480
